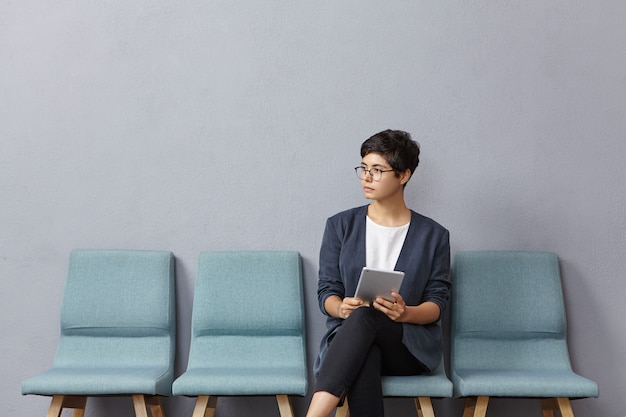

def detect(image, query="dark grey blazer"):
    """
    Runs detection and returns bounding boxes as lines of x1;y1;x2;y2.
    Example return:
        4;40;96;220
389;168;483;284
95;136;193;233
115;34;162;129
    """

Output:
314;205;451;375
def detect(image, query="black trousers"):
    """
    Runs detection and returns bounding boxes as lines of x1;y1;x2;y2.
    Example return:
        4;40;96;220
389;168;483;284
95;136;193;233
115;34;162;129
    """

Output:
315;306;427;417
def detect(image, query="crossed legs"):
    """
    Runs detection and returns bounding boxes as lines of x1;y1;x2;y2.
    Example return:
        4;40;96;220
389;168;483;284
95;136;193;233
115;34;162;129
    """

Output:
307;307;426;417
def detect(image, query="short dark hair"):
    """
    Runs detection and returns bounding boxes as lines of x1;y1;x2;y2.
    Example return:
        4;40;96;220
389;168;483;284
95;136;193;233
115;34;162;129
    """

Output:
360;129;420;176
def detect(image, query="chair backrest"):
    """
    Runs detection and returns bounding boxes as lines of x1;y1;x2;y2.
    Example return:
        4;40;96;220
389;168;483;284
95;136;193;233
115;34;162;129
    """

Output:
187;251;306;376
54;249;176;371
451;251;573;371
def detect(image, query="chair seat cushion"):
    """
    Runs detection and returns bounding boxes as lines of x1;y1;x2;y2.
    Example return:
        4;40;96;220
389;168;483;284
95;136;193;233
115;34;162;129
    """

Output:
21;366;173;396
382;373;453;398
172;366;307;396
453;368;599;398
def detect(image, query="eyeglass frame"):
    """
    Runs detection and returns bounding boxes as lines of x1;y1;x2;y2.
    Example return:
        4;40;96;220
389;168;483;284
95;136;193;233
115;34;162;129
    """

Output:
354;166;395;181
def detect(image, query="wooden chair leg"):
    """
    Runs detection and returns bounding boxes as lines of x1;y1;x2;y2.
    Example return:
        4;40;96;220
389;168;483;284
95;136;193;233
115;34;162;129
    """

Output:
46;395;65;417
541;398;557;417
46;395;87;417
276;394;295;417
192;395;217;417
462;396;489;417
335;397;350;417
414;396;435;417
71;403;86;417
145;395;165;417
556;398;575;417
540;397;575;417
132;395;151;417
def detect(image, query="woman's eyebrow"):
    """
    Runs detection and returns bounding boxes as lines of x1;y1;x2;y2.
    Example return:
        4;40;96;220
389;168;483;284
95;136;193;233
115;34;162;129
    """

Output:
361;163;390;168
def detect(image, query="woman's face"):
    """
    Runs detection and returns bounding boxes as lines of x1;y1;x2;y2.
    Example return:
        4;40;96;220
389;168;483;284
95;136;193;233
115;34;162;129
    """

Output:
359;152;410;201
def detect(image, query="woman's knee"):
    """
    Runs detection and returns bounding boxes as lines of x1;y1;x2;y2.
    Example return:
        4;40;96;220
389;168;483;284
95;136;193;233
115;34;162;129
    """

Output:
347;305;380;322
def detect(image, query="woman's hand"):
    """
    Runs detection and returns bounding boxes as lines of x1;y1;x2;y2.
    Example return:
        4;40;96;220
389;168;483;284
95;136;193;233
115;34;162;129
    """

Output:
337;296;368;319
373;291;407;322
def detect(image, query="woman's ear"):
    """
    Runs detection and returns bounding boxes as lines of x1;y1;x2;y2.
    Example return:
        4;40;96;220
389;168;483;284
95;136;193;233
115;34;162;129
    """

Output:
400;169;412;185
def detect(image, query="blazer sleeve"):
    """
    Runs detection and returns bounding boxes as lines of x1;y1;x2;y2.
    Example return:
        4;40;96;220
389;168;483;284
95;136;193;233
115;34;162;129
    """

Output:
421;228;451;315
317;217;345;316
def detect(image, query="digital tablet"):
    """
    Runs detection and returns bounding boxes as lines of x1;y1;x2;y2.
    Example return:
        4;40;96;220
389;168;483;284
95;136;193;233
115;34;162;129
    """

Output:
354;267;405;303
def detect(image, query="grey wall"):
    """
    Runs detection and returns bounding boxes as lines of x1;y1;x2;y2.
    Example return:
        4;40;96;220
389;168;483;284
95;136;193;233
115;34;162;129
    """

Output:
2;1;624;416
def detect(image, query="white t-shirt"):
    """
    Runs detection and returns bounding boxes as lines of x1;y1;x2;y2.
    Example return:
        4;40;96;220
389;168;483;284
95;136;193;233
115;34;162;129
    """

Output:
365;215;410;270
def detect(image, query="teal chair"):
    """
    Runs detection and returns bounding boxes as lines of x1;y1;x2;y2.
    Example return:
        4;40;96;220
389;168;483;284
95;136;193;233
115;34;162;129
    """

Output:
172;251;307;417
451;251;598;417
22;249;176;417
335;355;453;417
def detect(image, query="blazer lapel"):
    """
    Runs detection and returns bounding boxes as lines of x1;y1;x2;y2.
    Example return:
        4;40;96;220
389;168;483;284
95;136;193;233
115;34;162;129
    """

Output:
394;210;421;274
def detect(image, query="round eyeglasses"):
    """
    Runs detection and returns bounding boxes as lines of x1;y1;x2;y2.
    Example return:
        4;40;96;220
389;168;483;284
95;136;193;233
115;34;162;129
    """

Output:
354;166;395;181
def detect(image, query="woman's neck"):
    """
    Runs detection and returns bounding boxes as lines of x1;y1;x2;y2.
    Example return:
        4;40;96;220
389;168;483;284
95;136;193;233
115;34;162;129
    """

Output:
367;199;411;227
